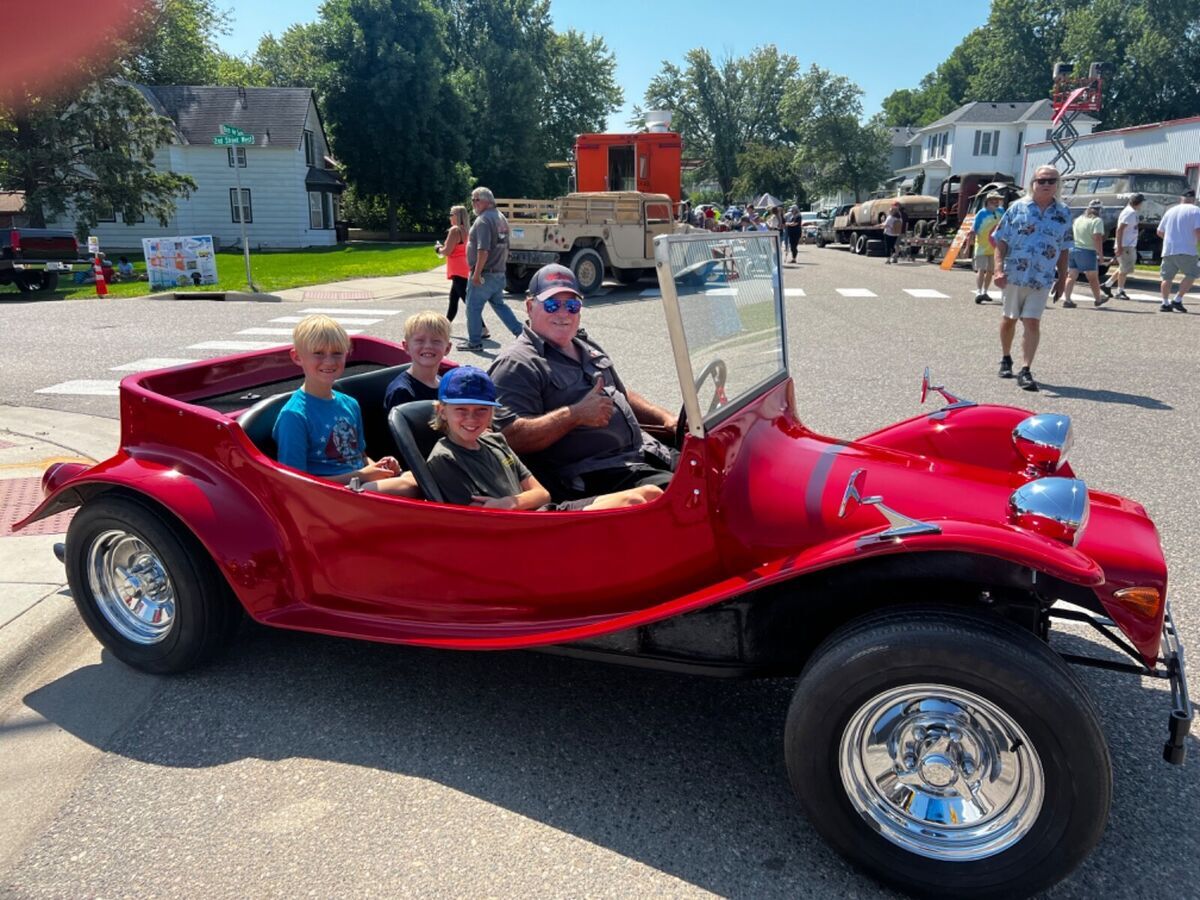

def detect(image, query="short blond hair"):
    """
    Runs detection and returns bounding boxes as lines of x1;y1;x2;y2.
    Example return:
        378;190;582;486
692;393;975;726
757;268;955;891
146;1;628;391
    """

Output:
292;314;350;354
404;310;451;343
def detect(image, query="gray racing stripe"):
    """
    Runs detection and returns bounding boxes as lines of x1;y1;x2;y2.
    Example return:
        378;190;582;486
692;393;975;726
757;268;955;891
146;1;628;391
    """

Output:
805;441;850;527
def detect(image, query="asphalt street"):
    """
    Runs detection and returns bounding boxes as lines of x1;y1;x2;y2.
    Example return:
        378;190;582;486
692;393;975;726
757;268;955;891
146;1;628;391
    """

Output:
1;244;1198;898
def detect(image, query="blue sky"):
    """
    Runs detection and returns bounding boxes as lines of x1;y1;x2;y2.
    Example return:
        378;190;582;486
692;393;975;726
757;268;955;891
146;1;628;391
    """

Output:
221;0;992;124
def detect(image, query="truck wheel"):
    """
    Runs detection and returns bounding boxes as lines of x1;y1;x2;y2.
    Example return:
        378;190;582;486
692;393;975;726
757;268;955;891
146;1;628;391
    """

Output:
785;609;1111;899
504;268;531;295
14;274;35;293
38;273;59;291
848;232;860;253
854;234;869;256
568;247;605;294
614;267;644;285
914;220;930;238
65;494;242;674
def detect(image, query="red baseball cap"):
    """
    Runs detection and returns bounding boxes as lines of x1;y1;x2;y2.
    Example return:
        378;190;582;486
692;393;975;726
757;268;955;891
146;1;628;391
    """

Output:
527;264;583;302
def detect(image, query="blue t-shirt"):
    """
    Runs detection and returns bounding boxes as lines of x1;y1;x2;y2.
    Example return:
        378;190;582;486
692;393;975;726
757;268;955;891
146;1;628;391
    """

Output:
272;389;366;476
383;369;439;411
992;197;1074;290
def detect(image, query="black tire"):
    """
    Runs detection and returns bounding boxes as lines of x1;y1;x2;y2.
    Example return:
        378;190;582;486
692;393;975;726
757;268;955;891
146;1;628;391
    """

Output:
849;232;860;254
816;238;827;248
914;220;931;238
504;267;531;295
38;272;59;291
14;274;34;293
854;234;870;256
865;238;884;257
65;494;242;673
614;267;644;285
568;246;605;294
785;609;1111;900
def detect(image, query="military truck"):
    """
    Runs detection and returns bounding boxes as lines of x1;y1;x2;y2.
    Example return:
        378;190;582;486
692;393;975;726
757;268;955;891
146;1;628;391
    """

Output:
496;191;695;294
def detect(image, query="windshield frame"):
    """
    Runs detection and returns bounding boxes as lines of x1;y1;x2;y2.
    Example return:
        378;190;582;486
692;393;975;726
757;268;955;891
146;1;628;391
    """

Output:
653;231;790;439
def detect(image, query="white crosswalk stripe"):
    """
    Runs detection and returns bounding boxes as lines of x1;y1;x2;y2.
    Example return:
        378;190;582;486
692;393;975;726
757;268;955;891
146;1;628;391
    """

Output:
300;307;401;316
785;288;806;297
187;340;284;352
110;358;195;372
271;315;382;326
37;380;121;396
836;288;877;297
238;327;363;336
904;289;949;298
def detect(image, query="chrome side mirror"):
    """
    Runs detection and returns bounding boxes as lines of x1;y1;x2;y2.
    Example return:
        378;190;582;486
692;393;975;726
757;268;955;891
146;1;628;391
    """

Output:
920;367;975;418
1013;414;1072;476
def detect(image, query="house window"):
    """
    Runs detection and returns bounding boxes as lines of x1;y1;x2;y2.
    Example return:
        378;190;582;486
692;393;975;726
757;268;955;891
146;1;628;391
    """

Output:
309;191;324;229
973;130;1000;156
1016;131;1024;155
230;188;253;224
303;130;315;166
1185;163;1199;191
123;211;146;225
227;146;247;167
97;202;116;223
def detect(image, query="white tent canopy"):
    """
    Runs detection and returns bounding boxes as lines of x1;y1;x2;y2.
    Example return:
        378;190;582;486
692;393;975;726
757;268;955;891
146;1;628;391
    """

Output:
754;192;783;209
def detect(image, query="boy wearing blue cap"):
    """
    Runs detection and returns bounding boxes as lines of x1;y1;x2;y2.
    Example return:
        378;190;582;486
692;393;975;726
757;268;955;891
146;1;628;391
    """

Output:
427;366;661;511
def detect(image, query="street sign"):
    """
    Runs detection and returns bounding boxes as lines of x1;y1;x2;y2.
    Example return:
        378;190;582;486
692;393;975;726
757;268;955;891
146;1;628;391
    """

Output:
212;135;255;146
87;235;99;254
221;124;246;136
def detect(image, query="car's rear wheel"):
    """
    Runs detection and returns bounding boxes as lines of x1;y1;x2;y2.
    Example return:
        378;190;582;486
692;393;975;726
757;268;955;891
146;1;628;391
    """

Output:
848;232;860;254
785;609;1111;899
38;272;59;291
65;494;242;673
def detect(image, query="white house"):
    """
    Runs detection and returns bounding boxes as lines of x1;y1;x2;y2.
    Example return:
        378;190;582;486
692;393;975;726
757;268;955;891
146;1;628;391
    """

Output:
52;84;345;250
892;100;1098;198
1020;114;1200;187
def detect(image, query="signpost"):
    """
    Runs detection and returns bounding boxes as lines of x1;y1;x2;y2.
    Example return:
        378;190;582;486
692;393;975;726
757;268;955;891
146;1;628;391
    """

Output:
213;124;257;290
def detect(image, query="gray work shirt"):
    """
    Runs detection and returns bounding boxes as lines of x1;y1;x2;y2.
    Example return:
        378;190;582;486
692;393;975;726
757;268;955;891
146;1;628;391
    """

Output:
488;325;649;480
467;206;509;274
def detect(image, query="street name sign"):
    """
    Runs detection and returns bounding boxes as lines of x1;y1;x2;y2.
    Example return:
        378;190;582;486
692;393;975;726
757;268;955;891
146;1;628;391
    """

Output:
212;135;255;145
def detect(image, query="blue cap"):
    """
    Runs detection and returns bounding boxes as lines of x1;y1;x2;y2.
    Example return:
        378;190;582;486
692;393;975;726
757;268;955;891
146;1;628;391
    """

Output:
438;365;499;406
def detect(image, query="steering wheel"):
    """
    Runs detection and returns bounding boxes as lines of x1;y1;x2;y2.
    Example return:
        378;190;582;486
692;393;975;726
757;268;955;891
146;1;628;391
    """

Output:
675;357;728;447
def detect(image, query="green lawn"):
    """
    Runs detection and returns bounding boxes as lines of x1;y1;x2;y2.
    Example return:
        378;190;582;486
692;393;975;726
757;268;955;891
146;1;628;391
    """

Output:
9;243;439;300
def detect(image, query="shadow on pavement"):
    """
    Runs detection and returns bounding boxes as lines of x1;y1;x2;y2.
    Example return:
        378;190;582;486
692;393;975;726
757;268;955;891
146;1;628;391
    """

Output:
21;625;882;898
1036;382;1173;410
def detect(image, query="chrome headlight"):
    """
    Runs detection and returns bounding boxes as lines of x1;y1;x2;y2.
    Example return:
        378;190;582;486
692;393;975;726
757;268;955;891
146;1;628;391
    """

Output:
1013;414;1072;475
1009;477;1089;545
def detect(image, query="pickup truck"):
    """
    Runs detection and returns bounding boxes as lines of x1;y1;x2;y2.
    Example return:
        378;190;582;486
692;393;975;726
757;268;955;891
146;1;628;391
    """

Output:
1;228;85;292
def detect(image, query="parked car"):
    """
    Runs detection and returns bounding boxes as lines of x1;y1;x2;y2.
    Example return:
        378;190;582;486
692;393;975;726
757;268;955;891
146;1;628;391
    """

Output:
0;227;86;293
16;231;1191;900
1061;168;1192;261
817;204;854;247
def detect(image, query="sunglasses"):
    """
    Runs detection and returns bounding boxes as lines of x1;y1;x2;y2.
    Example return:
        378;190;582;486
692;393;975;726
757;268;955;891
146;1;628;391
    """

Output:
541;297;582;314
1034;178;1059;185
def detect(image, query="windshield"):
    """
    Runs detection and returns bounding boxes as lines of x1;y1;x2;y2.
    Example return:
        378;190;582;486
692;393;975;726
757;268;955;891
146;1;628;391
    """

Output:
653;232;787;435
1132;174;1191;195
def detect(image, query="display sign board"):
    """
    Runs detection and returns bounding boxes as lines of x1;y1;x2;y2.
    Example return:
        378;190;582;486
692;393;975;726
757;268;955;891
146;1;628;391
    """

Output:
141;235;219;289
86;235;99;254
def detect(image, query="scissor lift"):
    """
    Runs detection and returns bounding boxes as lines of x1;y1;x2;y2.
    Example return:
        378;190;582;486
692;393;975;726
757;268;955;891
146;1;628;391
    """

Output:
1048;63;1105;176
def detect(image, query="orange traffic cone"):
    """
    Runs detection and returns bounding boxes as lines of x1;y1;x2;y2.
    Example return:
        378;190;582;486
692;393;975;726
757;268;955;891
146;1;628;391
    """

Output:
93;254;107;296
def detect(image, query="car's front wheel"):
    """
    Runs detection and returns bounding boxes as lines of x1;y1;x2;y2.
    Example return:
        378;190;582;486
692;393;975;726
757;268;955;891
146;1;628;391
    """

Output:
65;494;242;673
785;609;1111;899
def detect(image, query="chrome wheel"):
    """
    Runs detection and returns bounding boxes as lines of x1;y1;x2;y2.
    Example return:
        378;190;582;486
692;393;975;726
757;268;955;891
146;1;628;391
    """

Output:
86;529;177;645
839;683;1044;862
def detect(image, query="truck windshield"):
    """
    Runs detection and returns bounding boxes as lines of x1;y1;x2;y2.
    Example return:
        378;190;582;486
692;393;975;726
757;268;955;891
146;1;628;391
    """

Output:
653;232;787;432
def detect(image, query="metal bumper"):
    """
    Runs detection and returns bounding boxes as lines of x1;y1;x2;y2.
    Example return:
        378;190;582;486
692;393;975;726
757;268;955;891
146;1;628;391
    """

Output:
9;261;77;273
1161;600;1192;764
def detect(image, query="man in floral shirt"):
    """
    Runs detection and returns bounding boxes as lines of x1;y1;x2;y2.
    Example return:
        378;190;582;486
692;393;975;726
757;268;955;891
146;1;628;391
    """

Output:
992;165;1074;392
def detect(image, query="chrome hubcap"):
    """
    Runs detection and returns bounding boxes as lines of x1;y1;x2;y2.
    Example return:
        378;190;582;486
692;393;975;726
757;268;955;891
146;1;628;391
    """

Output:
86;529;176;645
839;684;1043;861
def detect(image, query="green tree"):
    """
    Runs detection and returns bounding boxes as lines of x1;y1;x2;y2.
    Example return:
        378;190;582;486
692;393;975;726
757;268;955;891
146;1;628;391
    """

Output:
539;29;622;194
320;0;469;238
640;46;799;201
122;0;230;85
213;52;269;87
253;23;333;91
732;143;806;208
0;81;195;232
783;65;890;201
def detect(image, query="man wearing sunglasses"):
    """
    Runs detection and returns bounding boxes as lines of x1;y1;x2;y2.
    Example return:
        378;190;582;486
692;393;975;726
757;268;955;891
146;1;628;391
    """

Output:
991;165;1075;392
488;264;677;501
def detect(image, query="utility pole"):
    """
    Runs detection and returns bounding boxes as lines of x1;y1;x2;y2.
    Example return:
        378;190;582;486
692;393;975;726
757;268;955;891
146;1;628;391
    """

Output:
213;124;259;291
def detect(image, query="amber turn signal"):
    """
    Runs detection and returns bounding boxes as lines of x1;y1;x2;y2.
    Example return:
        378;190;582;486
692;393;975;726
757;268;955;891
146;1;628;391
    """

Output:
1112;586;1163;618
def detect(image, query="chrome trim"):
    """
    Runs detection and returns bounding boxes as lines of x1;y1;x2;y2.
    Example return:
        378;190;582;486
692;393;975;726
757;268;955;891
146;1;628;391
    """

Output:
840;683;1045;861
920;367;977;419
86;528;176;645
1009;476;1089;545
839;467;941;544
1013;414;1072;476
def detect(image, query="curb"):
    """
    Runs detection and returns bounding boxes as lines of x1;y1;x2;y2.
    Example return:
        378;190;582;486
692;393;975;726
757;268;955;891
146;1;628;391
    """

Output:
0;584;84;692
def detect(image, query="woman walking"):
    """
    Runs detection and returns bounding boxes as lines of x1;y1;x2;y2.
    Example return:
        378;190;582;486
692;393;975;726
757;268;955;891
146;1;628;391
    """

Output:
435;205;471;325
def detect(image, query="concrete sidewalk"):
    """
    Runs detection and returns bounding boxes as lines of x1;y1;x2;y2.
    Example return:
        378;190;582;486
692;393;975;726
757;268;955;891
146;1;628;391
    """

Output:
272;266;450;303
0;407;120;684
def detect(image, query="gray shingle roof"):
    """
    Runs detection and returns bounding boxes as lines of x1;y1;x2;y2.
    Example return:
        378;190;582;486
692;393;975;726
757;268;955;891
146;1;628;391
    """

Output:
138;85;316;148
888;126;917;146
922;99;1098;131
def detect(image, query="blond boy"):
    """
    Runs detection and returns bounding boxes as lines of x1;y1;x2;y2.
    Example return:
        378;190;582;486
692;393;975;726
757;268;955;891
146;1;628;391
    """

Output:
273;314;417;495
384;311;451;411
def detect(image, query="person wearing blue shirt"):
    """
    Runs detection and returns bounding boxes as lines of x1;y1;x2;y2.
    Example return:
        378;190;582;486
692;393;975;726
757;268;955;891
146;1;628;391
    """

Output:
992;166;1074;392
966;192;1004;303
272;314;418;495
